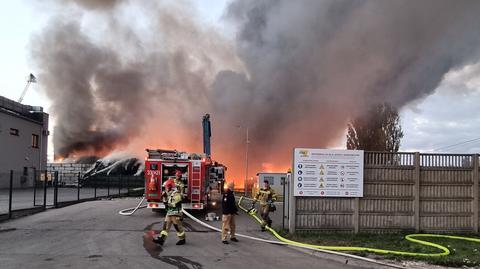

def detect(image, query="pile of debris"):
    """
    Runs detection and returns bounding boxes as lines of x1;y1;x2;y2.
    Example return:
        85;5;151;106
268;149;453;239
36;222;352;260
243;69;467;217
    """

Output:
83;156;144;180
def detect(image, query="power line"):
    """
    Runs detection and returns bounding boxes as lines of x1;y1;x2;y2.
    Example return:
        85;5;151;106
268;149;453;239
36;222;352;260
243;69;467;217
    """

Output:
433;137;480;152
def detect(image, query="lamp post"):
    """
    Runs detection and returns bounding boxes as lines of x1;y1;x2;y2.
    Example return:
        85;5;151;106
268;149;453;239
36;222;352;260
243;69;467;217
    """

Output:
244;127;249;197
237;125;250;196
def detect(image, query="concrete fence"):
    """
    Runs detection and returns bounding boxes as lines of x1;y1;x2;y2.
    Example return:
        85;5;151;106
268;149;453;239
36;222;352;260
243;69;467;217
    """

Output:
292;152;480;233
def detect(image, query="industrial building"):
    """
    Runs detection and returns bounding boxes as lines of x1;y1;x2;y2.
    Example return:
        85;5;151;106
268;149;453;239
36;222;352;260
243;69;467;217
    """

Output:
0;95;49;188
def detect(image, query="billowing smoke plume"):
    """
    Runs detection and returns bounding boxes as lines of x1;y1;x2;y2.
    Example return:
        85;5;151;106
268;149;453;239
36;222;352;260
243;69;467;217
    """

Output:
32;0;240;158
212;0;480;176
32;0;480;182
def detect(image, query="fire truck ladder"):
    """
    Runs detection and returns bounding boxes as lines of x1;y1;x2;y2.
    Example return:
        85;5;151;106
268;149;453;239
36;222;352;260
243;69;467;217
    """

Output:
190;161;202;208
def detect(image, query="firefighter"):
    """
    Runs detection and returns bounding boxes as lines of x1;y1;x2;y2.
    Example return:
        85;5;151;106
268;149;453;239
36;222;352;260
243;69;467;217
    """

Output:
252;179;277;231
174;170;186;198
221;181;238;244
153;180;186;246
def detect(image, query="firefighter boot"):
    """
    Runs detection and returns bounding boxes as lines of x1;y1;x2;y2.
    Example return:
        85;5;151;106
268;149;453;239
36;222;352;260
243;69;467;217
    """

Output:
267;219;272;227
153;234;166;246
174;224;185;245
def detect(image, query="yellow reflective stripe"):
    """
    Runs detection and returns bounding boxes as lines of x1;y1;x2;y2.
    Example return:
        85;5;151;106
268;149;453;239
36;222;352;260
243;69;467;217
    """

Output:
177;231;185;237
160;230;168;236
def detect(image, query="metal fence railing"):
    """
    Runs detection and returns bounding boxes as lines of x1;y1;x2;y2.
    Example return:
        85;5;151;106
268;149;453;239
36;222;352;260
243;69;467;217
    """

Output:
0;170;144;222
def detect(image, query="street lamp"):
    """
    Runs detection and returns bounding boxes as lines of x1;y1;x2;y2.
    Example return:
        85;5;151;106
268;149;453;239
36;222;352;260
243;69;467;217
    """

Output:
245;127;250;197
237;125;250;196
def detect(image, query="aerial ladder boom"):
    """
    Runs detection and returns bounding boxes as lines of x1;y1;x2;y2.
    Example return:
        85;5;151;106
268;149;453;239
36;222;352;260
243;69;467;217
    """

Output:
202;114;211;157
18;73;37;103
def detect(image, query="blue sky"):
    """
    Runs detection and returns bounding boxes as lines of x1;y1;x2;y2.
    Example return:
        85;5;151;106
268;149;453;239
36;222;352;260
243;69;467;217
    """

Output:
1;0;480;159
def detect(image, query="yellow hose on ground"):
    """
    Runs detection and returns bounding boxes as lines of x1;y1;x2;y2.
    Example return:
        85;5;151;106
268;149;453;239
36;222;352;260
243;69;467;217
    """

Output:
238;197;480;257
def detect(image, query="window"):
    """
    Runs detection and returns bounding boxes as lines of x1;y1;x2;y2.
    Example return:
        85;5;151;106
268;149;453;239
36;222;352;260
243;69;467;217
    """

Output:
10;128;19;136
150;163;158;170
264;176;274;185
32;134;39;148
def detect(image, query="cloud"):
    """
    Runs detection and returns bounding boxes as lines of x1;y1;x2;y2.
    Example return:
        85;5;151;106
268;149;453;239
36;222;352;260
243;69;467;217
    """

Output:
401;63;480;153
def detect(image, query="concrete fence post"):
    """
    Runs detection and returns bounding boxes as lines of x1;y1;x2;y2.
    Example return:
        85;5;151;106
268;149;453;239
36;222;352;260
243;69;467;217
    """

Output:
353;198;360;233
414;152;421;232
473;154;479;233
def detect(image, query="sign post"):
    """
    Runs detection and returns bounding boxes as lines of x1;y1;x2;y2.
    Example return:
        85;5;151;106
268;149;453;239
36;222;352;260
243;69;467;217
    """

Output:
293;148;364;197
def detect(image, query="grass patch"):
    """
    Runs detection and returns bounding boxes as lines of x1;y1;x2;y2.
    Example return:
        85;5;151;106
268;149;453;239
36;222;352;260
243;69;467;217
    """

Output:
283;231;480;267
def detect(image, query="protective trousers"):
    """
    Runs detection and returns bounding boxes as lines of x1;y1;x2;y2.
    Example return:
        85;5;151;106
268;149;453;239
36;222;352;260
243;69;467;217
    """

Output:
260;205;272;228
221;214;236;241
160;215;185;240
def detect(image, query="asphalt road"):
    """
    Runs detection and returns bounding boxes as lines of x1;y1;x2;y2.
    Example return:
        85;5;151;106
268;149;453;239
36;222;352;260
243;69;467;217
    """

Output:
0;198;369;269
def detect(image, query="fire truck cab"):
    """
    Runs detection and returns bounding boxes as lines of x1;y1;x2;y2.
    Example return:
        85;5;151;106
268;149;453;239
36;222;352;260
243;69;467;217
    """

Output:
144;149;226;211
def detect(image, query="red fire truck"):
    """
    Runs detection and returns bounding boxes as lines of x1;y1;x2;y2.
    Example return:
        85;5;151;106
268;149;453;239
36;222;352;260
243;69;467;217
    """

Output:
144;149;226;211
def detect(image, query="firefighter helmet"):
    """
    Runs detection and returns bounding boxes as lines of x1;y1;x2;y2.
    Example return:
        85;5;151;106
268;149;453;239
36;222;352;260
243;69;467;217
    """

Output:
164;179;175;190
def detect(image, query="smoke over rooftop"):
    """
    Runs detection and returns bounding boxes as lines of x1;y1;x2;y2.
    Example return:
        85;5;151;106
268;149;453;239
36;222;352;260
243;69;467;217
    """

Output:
32;0;480;181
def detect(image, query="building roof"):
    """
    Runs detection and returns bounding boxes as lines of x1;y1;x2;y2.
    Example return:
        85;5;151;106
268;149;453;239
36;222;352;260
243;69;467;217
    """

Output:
0;95;46;124
256;172;288;176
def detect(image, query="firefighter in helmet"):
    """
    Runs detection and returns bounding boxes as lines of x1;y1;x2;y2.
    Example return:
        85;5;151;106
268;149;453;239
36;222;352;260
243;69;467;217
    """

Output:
252;179;277;231
174;170;186;198
153;180;186;245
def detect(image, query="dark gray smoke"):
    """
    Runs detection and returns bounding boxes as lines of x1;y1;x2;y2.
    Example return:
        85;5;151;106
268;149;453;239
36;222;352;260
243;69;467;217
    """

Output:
32;0;480;179
59;0;122;10
32;1;238;159
32;20;144;157
212;0;480;172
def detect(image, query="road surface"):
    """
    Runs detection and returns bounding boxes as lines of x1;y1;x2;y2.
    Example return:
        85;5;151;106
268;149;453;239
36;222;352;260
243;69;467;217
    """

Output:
0;198;376;269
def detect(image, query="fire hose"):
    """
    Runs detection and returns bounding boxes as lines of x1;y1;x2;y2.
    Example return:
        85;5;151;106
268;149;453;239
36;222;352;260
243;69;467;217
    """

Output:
118;197;405;268
237;196;480;257
118;196;147;216
179;208;406;268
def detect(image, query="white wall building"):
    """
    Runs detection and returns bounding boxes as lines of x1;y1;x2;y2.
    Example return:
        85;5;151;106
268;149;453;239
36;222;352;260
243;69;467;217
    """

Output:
0;95;49;188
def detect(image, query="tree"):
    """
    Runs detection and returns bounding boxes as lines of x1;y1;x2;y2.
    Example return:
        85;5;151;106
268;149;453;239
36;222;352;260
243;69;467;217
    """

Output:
346;103;404;152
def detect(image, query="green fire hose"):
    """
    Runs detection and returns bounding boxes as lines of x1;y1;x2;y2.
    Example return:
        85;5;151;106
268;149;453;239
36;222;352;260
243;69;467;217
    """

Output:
238;197;480;257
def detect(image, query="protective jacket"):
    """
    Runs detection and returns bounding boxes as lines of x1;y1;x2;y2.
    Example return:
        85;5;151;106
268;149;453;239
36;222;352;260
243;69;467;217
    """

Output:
222;189;238;215
174;178;186;197
254;187;277;206
163;189;182;216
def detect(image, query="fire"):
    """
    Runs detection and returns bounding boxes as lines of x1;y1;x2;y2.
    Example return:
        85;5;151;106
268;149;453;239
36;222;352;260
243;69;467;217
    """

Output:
261;162;274;172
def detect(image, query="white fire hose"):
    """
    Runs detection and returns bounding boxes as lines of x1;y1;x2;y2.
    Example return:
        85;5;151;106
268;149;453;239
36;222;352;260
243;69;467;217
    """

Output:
118;196;147;216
